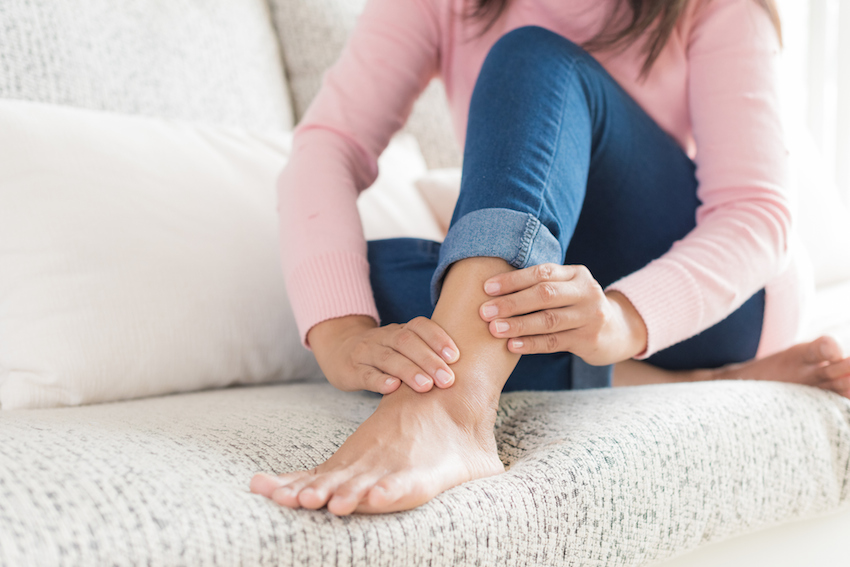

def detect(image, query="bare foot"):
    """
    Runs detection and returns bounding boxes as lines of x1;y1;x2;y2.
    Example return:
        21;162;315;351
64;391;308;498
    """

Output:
703;336;850;397
252;257;519;515
250;385;504;515
618;336;850;398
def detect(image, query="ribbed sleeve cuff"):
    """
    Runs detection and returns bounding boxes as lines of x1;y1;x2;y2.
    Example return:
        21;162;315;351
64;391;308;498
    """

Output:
606;259;705;359
286;251;380;348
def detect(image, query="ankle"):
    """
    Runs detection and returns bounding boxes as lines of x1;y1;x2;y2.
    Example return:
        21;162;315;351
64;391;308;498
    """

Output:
381;383;498;437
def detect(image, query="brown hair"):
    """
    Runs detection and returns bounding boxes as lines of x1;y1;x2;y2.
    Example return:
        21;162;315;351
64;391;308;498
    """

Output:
466;0;782;76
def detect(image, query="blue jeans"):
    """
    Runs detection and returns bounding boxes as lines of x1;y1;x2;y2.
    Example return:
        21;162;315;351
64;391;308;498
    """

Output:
368;26;764;392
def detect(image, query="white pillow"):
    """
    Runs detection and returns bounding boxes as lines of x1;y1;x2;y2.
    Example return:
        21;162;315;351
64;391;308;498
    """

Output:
0;100;436;409
414;168;463;237
357;135;445;242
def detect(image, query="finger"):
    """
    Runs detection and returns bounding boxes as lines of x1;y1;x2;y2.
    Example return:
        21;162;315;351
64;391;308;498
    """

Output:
507;331;573;355
367;345;435;393
489;307;580;339
406;317;460;364
357;366;402;395
395;319;457;388
480;280;580;322
483;263;580;296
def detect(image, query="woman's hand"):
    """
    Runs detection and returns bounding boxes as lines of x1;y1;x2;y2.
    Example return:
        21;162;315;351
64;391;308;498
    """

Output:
307;315;460;395
479;264;648;365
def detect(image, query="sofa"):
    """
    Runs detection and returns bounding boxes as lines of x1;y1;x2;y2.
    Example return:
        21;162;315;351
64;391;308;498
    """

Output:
1;1;850;566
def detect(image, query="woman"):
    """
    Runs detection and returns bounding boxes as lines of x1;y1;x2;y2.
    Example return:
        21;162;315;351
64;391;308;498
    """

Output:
251;0;850;516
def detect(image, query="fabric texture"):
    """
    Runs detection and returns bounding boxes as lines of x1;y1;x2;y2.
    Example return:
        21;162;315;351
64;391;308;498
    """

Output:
277;0;804;358
0;100;435;409
0;380;848;566
267;0;462;169
0;0;294;131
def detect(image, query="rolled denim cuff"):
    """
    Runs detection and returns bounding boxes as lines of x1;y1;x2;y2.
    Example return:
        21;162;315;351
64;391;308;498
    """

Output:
430;208;563;305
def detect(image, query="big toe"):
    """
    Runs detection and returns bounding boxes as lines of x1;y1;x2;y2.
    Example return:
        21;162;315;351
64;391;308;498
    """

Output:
807;336;845;364
362;473;431;514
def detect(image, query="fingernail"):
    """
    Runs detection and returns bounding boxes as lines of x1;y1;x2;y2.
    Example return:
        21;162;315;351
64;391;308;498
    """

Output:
482;304;498;318
385;377;397;388
511;339;524;349
442;347;457;362
494;320;509;333
414;374;431;387
435;369;453;386
484;281;501;295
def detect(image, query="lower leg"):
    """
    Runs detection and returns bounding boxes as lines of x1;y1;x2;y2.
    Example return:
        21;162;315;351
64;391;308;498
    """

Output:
251;257;519;515
614;337;850;398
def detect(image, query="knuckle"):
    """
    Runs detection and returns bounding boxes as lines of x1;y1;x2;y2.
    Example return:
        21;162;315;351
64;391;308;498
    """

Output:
499;297;514;314
591;305;606;322
512;317;523;334
545;333;560;352
395;328;415;347
378;347;393;363
534;263;555;282
537;282;558;305
543;309;559;331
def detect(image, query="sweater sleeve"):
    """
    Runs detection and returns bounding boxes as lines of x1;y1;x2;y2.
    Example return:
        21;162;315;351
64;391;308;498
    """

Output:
278;0;441;346
606;0;791;358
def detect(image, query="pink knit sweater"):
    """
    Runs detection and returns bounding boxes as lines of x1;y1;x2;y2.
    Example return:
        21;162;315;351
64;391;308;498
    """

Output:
279;0;806;359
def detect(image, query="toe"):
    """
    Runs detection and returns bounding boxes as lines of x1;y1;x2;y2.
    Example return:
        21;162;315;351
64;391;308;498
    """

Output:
825;358;850;381
327;474;380;516
298;471;353;510
250;471;306;498
362;472;430;513
272;473;317;508
827;374;850;395
807;337;845;364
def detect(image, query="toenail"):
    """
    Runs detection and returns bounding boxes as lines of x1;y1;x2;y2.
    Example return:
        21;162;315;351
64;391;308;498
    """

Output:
414;374;431;387
435;369;452;386
494;320;509;333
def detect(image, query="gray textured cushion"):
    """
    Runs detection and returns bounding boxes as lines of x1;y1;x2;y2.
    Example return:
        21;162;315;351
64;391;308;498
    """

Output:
0;0;293;131
1;380;848;566
268;0;462;169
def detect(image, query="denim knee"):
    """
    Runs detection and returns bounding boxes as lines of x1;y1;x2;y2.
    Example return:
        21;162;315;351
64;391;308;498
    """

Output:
485;25;592;73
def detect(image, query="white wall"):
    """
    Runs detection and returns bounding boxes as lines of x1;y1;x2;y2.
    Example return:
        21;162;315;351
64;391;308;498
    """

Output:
777;0;850;203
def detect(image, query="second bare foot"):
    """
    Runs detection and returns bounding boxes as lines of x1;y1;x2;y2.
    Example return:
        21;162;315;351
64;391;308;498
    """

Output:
699;336;850;398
